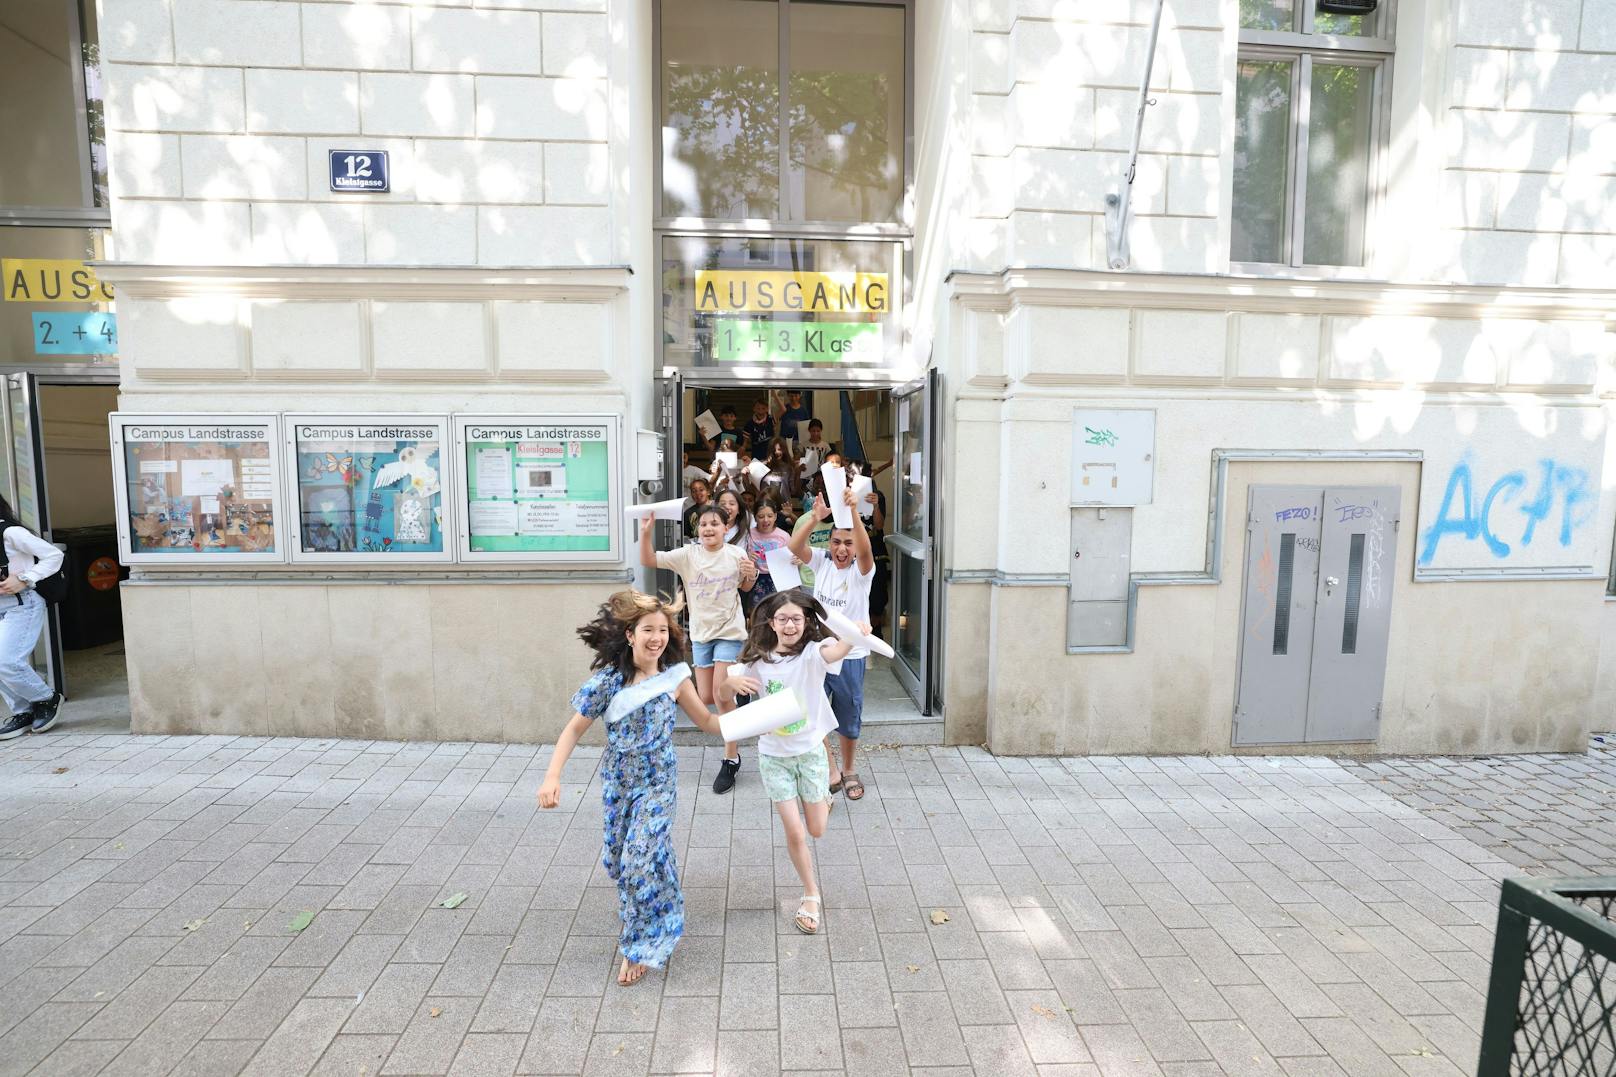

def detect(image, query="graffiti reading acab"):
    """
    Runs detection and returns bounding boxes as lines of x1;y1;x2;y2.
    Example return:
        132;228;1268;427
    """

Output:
1084;426;1118;448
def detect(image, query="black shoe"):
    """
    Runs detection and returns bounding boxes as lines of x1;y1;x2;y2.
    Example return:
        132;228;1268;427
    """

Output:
712;756;741;794
0;711;32;741
29;694;62;734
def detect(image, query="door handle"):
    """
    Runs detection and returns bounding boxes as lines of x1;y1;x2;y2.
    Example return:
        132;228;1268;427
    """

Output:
1324;575;1339;594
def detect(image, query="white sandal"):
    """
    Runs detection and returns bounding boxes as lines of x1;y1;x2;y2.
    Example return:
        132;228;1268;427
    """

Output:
794;894;822;935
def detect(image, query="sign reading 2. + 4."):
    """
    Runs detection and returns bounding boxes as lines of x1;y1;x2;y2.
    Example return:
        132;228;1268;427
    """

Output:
32;312;117;356
328;150;389;193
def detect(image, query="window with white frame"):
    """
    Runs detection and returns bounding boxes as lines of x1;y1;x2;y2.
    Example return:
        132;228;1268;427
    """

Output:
1231;0;1392;270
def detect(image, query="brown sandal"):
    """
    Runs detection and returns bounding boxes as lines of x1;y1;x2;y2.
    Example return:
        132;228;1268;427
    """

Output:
842;774;865;801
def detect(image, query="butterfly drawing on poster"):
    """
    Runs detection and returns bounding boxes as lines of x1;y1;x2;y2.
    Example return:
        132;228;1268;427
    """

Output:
307;453;356;483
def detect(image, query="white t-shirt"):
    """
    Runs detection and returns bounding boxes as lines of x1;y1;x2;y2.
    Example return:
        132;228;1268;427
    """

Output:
656;542;748;642
733;642;841;757
807;548;875;660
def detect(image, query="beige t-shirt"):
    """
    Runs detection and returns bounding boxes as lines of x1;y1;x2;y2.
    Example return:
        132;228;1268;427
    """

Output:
657;542;749;642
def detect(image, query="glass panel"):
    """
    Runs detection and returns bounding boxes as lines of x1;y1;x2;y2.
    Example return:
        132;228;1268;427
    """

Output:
660;0;779;219
898;389;924;541
1314;1;1375;37
1272;533;1296;655
660;235;900;368
1239;0;1296;30
787;1;905;223
291;422;447;557
896;550;923;672
120;422;279;556
0;0;103;207
1341;532;1365;654
0;226;113;366
1303;61;1374;267
1231;59;1293;265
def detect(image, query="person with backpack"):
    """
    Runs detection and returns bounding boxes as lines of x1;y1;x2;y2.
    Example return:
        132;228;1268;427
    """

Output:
0;497;64;739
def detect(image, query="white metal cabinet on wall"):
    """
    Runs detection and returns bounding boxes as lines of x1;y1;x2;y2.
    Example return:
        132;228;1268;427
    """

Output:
1234;485;1400;745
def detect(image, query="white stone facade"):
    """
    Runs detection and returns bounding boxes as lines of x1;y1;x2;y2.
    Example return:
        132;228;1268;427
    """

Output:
97;0;1616;752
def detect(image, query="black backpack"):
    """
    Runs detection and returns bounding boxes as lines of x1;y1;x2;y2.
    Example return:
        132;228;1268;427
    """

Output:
0;522;67;605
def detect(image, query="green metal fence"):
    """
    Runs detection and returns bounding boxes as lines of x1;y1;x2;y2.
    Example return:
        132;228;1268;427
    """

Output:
1477;877;1616;1076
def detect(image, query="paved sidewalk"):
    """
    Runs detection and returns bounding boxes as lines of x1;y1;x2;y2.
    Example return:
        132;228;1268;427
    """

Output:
0;734;1604;1076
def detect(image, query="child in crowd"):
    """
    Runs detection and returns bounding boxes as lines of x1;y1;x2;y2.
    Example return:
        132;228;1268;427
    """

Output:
640;505;756;794
761;437;800;501
788;486;875;802
682;477;713;542
710;405;743;452
747;496;793;609
798;418;832;478
681;445;708;490
744;398;775;456
537;591;723;986
774;389;810;443
721;590;855;935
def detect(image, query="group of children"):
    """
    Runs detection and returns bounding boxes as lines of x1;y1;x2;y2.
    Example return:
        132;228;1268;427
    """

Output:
537;407;886;985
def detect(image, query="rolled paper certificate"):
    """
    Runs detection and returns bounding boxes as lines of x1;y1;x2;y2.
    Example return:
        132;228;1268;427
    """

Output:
852;475;874;518
746;458;770;485
821;464;853;529
625;498;688;522
717;451;739;473
719;688;806;741
764;545;802;590
821;607;897;659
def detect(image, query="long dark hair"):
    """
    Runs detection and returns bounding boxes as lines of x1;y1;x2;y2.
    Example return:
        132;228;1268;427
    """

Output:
738;589;832;664
576;590;688;678
715;489;751;546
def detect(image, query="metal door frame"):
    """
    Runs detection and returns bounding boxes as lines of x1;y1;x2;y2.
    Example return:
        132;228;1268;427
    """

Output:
887;367;939;714
654;364;942;716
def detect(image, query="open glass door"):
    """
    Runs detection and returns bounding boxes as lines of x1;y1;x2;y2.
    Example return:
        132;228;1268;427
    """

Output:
0;373;65;699
887;369;937;713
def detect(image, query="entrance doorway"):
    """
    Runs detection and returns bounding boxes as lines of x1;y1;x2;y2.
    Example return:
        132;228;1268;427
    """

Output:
655;370;940;719
1;373;129;733
1234;484;1399;745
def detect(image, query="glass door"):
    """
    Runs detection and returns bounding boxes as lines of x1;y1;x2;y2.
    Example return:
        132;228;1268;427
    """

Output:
0;373;65;699
886;368;936;712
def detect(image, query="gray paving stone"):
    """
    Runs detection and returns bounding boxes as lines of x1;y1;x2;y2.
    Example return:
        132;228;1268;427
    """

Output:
311;1033;398;1076
777;993;842;1070
519;996;598;1074
650;995;719;1073
383;996;477;1075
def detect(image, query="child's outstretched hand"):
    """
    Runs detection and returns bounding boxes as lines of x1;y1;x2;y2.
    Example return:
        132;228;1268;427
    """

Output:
811;494;831;522
537;778;561;809
727;673;763;697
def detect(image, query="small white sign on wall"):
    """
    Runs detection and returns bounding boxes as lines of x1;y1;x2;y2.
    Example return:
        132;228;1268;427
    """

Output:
1071;408;1155;506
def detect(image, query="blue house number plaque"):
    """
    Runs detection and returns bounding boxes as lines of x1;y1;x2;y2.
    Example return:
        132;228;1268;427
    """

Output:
328;150;390;193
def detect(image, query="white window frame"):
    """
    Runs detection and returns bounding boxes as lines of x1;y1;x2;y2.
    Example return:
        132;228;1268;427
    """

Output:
1231;5;1395;277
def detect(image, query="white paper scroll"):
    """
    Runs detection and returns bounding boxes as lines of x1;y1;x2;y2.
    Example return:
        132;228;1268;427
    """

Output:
717;451;739;474
821;464;853;529
821;608;896;659
719;689;804;742
695;410;720;440
764;546;802;590
852;475;874;519
624;498;688;522
746;458;770;485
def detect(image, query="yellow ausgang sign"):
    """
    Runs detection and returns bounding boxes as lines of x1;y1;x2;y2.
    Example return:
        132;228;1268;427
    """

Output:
695;270;888;315
3;259;115;303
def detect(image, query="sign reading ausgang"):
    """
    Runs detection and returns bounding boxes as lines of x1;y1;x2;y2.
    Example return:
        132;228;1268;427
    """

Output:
694;270;888;314
328;149;390;192
3;258;115;302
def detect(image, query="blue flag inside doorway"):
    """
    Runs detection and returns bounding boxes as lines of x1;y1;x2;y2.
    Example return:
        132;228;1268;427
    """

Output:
839;391;866;465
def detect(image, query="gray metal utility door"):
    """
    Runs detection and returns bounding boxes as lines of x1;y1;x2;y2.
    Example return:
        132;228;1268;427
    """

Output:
1234;484;1399;746
1304;487;1400;742
1235;486;1324;745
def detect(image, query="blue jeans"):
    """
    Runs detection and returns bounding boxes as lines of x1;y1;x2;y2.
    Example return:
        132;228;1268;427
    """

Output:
0;591;51;714
824;656;866;741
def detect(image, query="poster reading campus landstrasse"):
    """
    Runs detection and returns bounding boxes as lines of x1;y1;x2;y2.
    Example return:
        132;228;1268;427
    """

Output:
460;420;613;555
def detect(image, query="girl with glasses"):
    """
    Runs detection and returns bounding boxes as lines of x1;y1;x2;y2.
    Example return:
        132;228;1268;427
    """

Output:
719;590;854;935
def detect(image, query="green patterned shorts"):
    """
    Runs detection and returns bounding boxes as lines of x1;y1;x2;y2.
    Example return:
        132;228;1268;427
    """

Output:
758;748;830;804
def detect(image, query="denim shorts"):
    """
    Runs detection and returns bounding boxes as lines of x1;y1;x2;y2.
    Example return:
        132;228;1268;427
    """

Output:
825;656;866;740
691;637;743;669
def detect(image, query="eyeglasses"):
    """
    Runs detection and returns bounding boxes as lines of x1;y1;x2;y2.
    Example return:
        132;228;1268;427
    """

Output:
771;615;805;627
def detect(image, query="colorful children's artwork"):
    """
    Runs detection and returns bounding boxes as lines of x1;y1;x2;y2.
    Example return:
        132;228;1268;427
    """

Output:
290;420;448;557
120;421;278;554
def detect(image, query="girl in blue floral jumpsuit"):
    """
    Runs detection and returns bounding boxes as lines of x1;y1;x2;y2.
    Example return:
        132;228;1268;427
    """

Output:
537;590;723;986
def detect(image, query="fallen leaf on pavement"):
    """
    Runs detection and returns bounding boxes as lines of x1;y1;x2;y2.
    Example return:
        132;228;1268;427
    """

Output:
287;911;315;932
52;767;67;774
905;964;921;974
1031;1004;1057;1019
438;892;468;909
182;918;207;932
929;909;950;925
429;1007;442;1018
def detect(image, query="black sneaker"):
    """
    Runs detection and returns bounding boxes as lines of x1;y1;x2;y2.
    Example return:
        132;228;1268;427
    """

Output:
0;711;32;741
29;694;62;734
712;755;741;794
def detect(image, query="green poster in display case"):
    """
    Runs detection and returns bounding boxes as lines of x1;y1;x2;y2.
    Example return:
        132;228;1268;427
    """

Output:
455;416;619;560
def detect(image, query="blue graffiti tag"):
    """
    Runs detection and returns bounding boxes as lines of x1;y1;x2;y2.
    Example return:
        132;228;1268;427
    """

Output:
1418;457;1595;564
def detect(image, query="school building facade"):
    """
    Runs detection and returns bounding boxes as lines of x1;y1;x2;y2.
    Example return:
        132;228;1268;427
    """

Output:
62;0;1616;753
